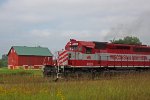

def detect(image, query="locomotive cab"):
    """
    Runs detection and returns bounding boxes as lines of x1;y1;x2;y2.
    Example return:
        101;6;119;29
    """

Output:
63;39;96;67
65;39;82;51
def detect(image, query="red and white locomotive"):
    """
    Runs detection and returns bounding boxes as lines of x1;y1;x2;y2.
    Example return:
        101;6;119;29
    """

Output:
58;39;150;68
44;39;150;77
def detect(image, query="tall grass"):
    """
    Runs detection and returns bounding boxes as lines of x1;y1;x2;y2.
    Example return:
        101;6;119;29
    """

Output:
0;70;150;100
0;67;42;76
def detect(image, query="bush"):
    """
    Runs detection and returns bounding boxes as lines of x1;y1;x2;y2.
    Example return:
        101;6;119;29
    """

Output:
0;59;7;67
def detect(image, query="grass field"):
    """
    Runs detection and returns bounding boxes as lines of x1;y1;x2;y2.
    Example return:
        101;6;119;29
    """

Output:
0;67;150;100
0;67;42;76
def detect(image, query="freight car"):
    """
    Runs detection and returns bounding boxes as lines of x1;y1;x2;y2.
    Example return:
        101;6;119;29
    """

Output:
43;39;150;78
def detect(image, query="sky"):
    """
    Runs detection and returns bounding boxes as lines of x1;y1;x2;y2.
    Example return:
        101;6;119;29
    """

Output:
0;0;150;58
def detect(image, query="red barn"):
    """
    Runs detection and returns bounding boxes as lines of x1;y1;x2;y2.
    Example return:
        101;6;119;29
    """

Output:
8;46;53;69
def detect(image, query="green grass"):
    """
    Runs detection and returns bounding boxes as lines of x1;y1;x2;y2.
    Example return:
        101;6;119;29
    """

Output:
0;67;42;76
0;68;150;100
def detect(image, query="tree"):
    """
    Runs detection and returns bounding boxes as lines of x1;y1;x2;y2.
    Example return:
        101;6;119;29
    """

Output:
110;36;142;45
0;54;8;67
2;54;7;60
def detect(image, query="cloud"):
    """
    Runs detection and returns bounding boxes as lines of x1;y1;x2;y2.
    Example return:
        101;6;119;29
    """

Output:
104;11;150;44
30;29;52;37
0;0;150;57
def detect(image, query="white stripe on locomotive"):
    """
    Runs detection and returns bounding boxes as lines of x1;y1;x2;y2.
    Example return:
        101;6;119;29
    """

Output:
58;50;68;66
66;51;150;61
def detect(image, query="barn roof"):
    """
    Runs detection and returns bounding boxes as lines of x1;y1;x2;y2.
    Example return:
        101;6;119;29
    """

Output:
10;46;53;56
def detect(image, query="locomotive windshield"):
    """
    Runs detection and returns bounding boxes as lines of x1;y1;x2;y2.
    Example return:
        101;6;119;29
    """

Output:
70;45;78;50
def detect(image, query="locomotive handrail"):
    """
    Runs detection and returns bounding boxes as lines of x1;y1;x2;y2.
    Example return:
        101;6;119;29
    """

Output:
144;57;145;67
114;57;116;67
100;56;101;67
133;58;134;67
107;56;109;67
127;57;128;68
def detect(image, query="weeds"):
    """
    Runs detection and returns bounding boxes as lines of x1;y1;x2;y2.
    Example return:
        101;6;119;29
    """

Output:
0;68;150;100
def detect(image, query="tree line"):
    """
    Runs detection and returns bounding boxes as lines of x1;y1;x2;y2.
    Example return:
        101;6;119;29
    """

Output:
0;54;7;67
110;36;142;45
